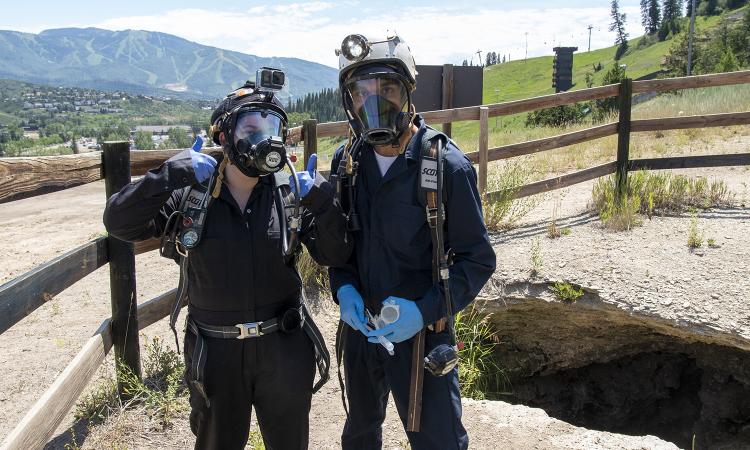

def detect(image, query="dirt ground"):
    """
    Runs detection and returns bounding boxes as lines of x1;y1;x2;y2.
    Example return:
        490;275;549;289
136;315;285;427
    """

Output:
2;144;749;448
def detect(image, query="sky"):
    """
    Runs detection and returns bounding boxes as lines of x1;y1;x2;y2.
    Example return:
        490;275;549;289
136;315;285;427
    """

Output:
0;1;648;68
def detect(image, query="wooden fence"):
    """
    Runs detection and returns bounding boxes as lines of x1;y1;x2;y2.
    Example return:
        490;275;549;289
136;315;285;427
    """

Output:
1;69;749;449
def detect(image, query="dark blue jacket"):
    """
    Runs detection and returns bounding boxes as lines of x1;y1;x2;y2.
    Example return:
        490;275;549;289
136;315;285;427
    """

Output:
329;116;496;325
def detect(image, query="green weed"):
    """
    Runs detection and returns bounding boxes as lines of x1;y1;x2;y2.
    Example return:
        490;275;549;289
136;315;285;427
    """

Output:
688;212;704;249
530;237;543;275
551;282;584;303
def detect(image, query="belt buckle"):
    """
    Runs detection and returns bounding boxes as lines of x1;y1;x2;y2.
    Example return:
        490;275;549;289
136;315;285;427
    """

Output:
235;322;262;339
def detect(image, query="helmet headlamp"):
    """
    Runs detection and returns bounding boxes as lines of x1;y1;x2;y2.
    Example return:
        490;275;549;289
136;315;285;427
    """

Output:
337;34;370;62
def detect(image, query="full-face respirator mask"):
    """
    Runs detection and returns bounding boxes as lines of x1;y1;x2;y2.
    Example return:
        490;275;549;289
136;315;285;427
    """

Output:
336;34;417;146
205;68;303;258
211;67;290;178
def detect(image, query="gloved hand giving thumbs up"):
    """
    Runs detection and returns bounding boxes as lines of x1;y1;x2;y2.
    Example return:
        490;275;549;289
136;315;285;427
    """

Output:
189;136;217;183
289;154;317;198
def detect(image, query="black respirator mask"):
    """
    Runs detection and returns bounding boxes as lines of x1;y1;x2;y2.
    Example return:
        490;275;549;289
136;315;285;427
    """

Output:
227;107;287;178
343;71;413;146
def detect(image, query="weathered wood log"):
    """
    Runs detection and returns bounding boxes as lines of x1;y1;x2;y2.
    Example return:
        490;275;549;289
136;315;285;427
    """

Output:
0;153;102;204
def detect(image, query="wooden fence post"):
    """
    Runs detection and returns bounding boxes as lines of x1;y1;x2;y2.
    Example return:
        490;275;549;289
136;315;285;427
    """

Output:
102;141;141;395
615;78;633;201
442;64;454;138
303;119;318;168
478;106;489;196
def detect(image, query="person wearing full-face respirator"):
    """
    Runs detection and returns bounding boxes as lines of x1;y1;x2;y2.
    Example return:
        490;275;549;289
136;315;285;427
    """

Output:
104;69;352;449
328;34;496;449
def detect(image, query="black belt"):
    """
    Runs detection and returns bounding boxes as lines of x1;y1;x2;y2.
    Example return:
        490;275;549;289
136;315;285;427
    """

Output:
185;303;330;409
194;306;305;339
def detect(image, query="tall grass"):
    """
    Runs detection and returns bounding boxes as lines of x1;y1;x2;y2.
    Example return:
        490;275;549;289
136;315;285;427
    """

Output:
455;309;509;400
482;158;541;230
591;172;734;231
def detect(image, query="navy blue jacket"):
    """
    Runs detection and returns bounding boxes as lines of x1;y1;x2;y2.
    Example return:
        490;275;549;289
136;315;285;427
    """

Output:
329;117;496;325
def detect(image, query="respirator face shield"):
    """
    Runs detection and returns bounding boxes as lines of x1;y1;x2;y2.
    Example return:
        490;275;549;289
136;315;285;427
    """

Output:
227;107;287;177
343;72;412;146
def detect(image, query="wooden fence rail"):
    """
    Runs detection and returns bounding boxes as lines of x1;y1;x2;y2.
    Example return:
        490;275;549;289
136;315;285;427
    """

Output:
1;289;177;450
0;237;108;334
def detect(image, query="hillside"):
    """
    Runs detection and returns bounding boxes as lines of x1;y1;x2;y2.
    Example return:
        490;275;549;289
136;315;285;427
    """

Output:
482;12;733;103
0;28;338;100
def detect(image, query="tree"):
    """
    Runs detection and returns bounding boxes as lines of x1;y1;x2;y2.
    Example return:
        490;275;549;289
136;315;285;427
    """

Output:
485;52;492;67
660;0;684;40
641;0;661;33
165;127;193;149
134;130;155;150
610;0;629;60
647;0;661;33
462;59;468;66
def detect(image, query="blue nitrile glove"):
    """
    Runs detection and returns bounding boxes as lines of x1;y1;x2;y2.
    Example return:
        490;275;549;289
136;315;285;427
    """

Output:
289;154;317;198
190;137;217;183
367;296;424;344
338;284;370;335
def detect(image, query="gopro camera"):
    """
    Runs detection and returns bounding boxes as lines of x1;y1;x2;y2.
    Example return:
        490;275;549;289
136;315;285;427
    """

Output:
256;67;285;91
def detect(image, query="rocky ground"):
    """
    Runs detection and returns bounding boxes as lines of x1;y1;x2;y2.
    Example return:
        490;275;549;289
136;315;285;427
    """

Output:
1;156;748;448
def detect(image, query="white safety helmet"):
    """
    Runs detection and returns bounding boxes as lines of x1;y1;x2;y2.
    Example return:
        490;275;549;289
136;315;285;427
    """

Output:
336;34;418;145
337;33;418;88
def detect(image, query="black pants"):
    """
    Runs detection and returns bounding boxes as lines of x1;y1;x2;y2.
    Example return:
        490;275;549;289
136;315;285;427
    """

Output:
184;327;315;450
341;327;468;450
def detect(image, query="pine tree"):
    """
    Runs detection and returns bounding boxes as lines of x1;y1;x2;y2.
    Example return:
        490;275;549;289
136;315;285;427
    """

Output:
610;0;630;59
648;0;661;33
641;0;661;33
641;0;650;30
660;0;683;40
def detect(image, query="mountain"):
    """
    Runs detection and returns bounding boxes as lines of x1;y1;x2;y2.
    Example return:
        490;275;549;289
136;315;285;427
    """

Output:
0;27;337;100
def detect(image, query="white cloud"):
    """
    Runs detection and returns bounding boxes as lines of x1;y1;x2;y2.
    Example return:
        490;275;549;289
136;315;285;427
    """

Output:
90;5;643;68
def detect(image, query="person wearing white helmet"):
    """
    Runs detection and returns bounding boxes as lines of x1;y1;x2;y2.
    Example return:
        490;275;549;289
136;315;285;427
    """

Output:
328;34;496;449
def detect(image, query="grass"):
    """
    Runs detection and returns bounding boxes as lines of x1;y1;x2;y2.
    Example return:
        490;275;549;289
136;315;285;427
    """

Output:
687;211;704;249
454;309;509;400
591;172;734;231
551;282;584;303
482;158;541;231
75;336;188;430
530;237;542;276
